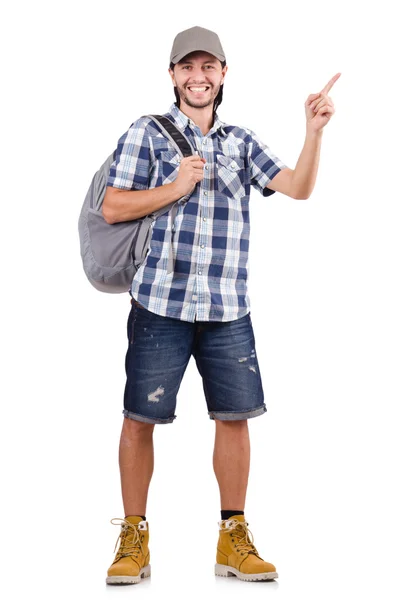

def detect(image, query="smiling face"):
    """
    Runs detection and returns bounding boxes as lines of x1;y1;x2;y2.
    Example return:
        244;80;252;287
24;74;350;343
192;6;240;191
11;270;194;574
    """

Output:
169;50;227;110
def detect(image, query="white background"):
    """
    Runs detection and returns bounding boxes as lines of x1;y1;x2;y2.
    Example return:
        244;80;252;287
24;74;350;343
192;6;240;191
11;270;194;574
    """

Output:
2;0;396;598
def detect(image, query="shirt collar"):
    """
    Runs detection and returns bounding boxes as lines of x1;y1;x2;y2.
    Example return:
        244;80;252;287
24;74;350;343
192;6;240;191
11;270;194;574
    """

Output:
167;103;227;136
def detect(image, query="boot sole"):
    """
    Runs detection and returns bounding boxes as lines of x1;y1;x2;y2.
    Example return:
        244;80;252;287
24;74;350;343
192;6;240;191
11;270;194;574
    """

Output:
106;564;151;585
215;563;278;581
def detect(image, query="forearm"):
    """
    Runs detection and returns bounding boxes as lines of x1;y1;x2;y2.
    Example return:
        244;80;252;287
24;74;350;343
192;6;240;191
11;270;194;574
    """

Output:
292;129;323;199
103;182;182;224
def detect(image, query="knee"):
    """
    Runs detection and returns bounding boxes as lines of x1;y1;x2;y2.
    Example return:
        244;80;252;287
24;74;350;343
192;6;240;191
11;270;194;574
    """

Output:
122;416;155;436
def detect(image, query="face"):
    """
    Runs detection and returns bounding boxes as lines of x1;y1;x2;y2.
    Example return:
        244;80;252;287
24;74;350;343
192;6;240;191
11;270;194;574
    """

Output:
169;50;227;110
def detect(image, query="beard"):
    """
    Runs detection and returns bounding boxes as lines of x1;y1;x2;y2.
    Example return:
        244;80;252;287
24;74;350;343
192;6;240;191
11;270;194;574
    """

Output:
177;82;221;109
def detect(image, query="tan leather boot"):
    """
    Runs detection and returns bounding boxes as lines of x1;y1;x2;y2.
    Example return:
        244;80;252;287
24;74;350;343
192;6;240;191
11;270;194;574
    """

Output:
106;516;151;584
215;514;278;581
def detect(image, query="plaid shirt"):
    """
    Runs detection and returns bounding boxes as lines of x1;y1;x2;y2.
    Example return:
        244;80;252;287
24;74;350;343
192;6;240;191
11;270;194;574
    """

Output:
107;103;288;322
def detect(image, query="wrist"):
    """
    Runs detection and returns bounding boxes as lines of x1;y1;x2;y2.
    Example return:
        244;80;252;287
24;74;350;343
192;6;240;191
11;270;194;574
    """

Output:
305;127;324;140
168;181;183;200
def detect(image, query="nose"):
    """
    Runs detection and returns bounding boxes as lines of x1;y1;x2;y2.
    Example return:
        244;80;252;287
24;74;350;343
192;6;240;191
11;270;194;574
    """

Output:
186;66;209;82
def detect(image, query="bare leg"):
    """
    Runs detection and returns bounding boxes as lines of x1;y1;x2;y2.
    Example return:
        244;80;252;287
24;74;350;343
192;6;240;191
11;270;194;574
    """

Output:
119;417;155;516
213;419;250;510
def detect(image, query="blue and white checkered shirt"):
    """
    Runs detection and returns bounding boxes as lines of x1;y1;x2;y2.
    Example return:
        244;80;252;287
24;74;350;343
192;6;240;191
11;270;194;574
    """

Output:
107;103;288;322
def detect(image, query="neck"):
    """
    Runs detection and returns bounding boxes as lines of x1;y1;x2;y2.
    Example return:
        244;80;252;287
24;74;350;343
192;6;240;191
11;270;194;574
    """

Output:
177;100;214;136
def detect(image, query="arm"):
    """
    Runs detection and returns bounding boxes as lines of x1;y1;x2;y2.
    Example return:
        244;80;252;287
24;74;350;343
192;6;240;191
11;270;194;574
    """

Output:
266;129;323;199
103;116;183;224
103;182;182;224
268;71;340;199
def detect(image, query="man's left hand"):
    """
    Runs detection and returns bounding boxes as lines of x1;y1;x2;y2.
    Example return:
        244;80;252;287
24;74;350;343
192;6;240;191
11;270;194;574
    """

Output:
305;73;341;134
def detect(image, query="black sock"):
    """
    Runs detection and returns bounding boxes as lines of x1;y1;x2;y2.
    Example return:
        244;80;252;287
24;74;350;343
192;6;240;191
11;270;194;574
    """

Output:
221;510;244;520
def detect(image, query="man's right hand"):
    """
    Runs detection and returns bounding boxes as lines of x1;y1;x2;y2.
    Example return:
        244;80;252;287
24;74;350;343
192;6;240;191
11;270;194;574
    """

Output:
172;155;206;197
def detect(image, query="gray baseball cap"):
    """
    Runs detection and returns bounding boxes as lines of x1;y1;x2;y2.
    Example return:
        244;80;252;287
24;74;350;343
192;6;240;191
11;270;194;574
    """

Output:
170;26;226;65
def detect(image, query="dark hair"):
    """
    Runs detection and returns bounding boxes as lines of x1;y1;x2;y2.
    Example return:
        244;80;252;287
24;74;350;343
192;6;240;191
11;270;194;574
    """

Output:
169;60;226;115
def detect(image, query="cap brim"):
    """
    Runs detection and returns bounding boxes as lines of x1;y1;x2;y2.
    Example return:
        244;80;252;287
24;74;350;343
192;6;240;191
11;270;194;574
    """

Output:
171;47;225;64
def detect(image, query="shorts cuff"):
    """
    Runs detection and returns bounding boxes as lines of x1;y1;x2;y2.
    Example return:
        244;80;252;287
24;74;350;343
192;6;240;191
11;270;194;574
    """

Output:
122;409;176;424
208;405;267;421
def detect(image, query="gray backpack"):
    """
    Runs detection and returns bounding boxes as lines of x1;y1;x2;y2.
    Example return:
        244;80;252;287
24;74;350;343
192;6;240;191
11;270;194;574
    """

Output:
78;114;194;293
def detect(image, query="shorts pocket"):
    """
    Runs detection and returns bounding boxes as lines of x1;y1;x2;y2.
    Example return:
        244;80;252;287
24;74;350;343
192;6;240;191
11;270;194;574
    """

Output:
216;154;247;200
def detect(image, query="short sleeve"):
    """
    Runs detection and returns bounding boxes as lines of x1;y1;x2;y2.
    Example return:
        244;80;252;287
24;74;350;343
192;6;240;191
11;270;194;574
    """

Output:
107;117;151;190
248;129;289;197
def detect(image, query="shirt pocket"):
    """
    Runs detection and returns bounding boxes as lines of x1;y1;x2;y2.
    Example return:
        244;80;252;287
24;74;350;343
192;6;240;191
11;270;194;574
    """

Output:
216;154;247;200
159;150;181;184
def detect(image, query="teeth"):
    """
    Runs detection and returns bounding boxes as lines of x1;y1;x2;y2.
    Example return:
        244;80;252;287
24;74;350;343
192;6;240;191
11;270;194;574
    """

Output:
188;87;208;92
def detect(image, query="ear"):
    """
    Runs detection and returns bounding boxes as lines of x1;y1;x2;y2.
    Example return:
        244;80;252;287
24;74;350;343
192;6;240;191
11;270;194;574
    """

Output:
221;64;228;84
168;67;176;86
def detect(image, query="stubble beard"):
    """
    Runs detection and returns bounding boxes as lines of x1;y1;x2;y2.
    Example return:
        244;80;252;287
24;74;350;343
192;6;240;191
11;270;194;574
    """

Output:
178;83;221;109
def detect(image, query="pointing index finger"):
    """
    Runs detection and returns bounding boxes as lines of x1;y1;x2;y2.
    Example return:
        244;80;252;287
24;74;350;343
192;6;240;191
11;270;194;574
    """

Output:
321;72;342;94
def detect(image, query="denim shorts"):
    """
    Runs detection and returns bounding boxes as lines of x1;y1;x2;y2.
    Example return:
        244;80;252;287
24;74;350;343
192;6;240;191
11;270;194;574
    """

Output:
122;298;267;424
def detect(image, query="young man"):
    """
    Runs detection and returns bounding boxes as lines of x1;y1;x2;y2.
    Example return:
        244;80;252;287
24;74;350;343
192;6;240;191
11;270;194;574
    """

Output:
103;26;339;584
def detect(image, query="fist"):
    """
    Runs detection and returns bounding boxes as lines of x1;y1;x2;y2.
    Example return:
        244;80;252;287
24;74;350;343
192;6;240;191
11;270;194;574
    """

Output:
173;154;206;197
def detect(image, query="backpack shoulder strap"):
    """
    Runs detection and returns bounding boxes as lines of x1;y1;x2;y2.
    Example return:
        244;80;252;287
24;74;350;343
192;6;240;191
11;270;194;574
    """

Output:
142;114;196;275
146;114;195;157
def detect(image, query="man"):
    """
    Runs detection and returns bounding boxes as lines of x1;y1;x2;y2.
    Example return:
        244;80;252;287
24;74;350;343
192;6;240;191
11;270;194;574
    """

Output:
103;26;339;584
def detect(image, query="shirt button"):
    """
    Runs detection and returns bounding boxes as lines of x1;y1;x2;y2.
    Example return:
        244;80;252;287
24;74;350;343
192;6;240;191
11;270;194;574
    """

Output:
204;191;207;195
205;165;209;170
203;140;207;144
198;270;202;275
201;244;205;248
203;217;207;221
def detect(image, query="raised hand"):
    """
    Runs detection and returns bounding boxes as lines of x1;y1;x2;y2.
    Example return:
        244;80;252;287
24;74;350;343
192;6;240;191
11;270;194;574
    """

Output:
305;73;341;133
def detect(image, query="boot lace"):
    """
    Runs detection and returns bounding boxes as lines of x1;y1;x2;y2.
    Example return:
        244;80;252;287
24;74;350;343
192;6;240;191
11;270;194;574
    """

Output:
110;518;144;561
224;519;261;557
